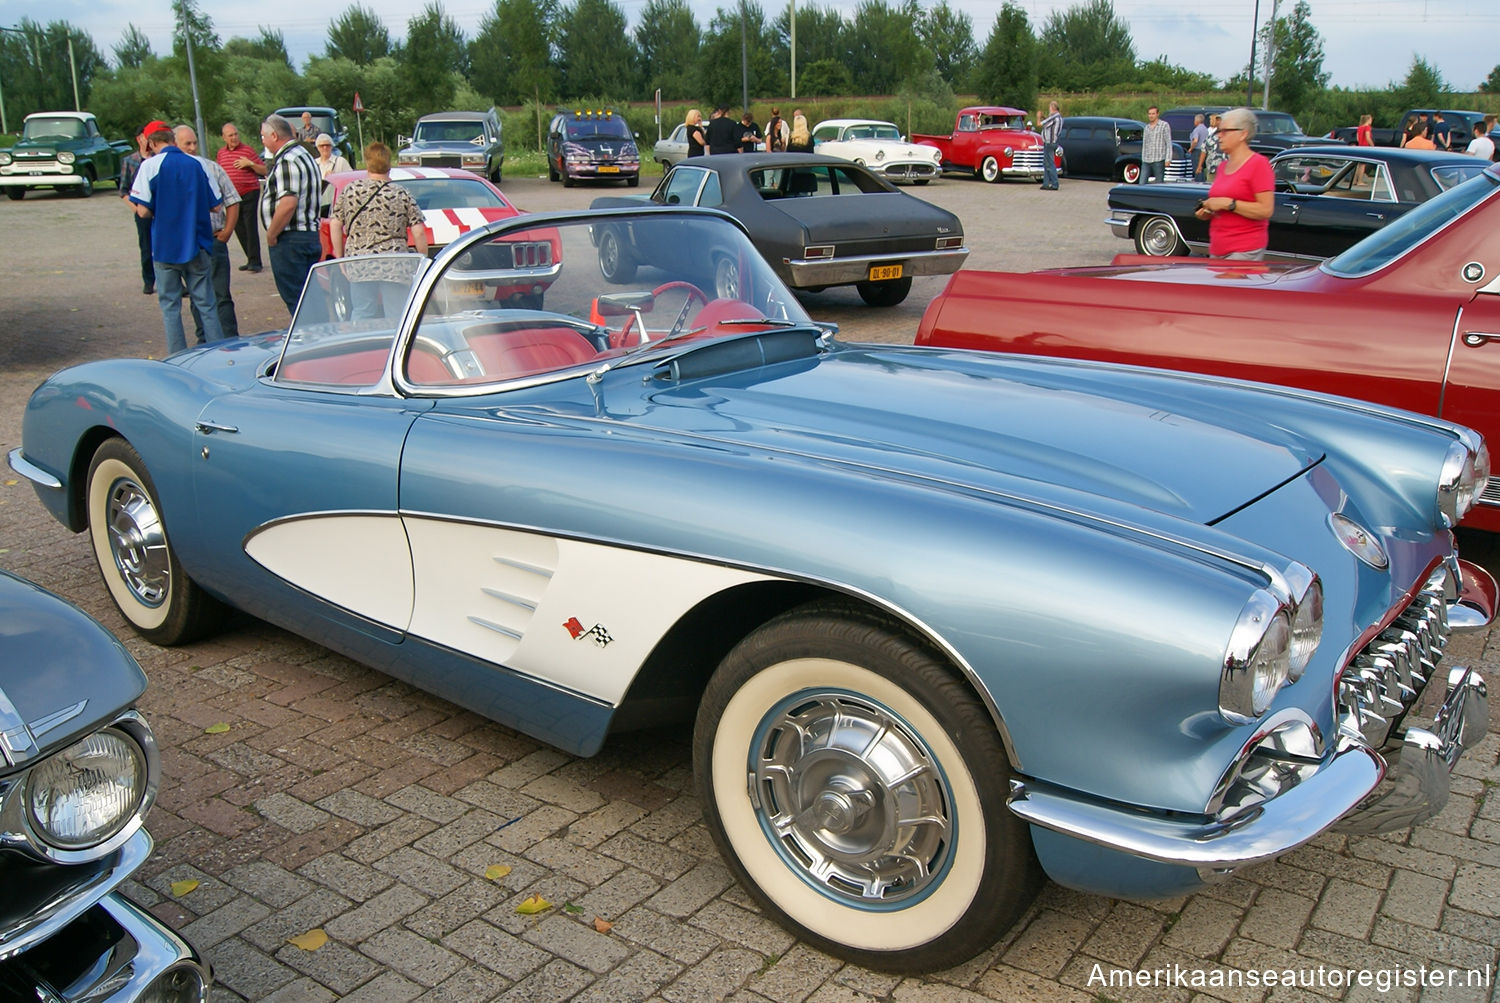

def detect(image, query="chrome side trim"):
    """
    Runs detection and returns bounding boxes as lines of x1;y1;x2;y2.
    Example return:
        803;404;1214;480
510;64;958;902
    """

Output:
1008;744;1382;868
480;587;538;611
1438;304;1462;424
7;447;62;490
467;615;523;640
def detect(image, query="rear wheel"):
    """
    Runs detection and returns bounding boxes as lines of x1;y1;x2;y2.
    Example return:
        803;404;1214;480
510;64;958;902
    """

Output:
1121;162;1142;184
712;255;741;300
596;227;637;284
86;439;224;645
856;276;912;307
1134;215;1187;256
490;164;502;184
980;156;1001;183
694;603;1041;971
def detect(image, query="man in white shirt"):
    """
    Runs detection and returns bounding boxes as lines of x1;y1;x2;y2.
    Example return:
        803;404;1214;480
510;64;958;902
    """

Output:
1466;122;1495;160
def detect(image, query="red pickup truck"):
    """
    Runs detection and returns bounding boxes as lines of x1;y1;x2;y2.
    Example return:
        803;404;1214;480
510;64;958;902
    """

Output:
913;106;1057;183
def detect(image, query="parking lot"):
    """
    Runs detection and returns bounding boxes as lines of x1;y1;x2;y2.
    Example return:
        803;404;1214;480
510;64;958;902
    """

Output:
1;172;1497;1003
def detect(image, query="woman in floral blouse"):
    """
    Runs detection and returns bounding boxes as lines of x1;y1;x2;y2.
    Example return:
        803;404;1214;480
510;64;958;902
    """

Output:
330;142;429;320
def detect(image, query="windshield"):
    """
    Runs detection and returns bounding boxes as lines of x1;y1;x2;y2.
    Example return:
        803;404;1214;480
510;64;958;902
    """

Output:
414;121;486;144
1324;170;1500;277
398;178;507;210
277;255;427;386
565;116;632;140
979;114;1027;130
1432;163;1488;191
1255;113;1303;136
22;117;84;141
846;123;902;141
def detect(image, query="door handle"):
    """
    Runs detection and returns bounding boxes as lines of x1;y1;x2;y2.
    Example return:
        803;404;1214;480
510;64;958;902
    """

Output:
194;420;239;434
1462;332;1500;347
1366;212;1386;220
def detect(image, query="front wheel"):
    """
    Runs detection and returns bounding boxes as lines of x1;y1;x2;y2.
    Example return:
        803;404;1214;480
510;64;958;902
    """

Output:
1134;216;1187;256
712;255;741;300
596;227;637;284
547;160;559;183
694;603;1041;971
5;188;24;201
856;275;912;307
1121;162;1142;184
74;170;94;197
980;156;1001;183
86;439;224;645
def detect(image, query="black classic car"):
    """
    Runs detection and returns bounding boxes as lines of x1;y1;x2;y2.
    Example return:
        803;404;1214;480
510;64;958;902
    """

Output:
398;109;505;183
547;108;640;187
0;570;211;1000
1106;144;1487;257
591;152;967;306
1058;116;1192;183
1162;107;1327;158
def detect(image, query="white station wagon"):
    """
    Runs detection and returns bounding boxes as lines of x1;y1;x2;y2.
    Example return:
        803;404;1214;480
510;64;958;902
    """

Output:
811;118;942;184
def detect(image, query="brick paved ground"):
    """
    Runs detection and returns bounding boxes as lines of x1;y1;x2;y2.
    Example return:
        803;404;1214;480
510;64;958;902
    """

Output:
1;175;1496;1002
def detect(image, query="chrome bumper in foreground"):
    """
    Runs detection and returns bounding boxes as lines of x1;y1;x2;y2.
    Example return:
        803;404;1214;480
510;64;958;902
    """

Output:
784;248;969;287
0;173;85;187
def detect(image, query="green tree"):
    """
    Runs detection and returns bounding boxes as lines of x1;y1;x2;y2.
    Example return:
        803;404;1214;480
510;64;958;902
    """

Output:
919;1;977;90
224;28;292;70
773;4;847;71
88;57;187;139
170;0;220;56
1396;56;1446;109
635;0;699;100
1038;0;1134;91
0;20;109;116
399;3;468;111
305;54;410;145
114;25;154;69
326;4;392;63
1134;56;1216;91
846;0;931;94
973;2;1038;112
469;0;558;106
698;3;783;104
1260;0;1327;118
557;0;634;98
796;57;854;97
1483;64;1500;93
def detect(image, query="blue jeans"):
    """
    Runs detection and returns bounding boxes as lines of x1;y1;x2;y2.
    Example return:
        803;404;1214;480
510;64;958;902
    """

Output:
1142;160;1165;184
269;230;321;315
1042;143;1059;188
189;240;239;341
155;251;224;355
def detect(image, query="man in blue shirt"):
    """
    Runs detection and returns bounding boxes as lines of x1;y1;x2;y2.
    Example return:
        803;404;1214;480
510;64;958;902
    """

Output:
130;127;225;353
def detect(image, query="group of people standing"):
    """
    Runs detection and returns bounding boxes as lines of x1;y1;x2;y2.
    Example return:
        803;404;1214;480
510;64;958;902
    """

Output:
681;106;813;157
1364;111;1499;159
123;113;332;354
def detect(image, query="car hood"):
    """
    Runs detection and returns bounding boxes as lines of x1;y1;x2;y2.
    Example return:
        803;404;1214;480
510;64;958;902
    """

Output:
421;206;520;246
0;572;146;763
405;141;488;154
828;141;939;161
772;193;959;243
637;342;1316;524
1041;256;1322;289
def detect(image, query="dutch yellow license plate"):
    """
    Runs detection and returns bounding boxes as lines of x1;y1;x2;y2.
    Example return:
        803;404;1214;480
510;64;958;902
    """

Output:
447;280;486;296
598;165;620;173
868;264;903;281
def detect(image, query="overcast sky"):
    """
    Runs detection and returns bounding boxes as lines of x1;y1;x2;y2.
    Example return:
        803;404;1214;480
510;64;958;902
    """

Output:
9;0;1499;93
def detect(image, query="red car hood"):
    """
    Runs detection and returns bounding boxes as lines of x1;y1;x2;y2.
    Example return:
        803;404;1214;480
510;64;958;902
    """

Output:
423;206;521;247
1038;254;1323;289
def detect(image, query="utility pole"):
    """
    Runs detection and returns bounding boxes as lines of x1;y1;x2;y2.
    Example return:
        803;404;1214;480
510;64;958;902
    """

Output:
67;37;79;111
790;0;796;99
181;11;206;144
1246;0;1260;107
1261;0;1279;110
740;0;749;111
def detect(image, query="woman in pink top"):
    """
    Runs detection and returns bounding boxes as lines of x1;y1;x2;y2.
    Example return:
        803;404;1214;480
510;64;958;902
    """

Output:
1193;107;1275;260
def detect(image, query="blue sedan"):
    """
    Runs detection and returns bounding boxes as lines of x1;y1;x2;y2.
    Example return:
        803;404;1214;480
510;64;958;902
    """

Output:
9;207;1493;971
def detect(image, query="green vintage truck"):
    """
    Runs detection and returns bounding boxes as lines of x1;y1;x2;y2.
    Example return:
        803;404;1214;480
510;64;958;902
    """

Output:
0;111;132;199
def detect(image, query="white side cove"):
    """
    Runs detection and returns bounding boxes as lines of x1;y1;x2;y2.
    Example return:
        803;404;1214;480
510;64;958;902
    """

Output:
245;515;416;629
245;513;775;705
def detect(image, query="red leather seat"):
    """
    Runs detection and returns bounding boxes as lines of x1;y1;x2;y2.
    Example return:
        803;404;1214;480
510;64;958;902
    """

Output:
467;327;599;379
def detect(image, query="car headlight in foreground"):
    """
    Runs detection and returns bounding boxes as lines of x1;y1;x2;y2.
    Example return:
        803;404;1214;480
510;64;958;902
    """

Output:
25;727;148;851
1220;590;1293;725
1438;437;1490;527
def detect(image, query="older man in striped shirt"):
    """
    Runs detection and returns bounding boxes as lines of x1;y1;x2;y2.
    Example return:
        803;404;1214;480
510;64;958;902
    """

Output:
259;114;323;314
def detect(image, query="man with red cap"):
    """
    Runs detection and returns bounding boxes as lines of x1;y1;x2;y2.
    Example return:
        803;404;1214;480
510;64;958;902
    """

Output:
121;120;167;294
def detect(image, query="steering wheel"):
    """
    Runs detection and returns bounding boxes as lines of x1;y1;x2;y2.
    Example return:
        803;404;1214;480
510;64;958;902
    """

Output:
615;280;710;346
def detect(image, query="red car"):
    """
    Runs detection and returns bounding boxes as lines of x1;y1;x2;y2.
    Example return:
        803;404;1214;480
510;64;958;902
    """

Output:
320;166;560;308
916;164;1500;530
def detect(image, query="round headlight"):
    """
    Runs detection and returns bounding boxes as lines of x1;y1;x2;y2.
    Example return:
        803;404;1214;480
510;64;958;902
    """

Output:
58;151;76;164
0;151;12;165
1438;439;1488;527
26;728;148;849
1282;564;1323;680
1220;590;1292;725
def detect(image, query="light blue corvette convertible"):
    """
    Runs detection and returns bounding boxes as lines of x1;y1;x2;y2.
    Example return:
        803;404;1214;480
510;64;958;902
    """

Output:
9;208;1495;971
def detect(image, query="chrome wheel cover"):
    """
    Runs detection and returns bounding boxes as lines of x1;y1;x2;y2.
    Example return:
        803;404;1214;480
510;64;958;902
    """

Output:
1140;218;1178;255
105;477;169;608
715;257;740;300
599;231;622;278
750;689;954;906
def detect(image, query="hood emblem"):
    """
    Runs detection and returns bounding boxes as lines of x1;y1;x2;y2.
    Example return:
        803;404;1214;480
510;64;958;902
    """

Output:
1329;513;1388;570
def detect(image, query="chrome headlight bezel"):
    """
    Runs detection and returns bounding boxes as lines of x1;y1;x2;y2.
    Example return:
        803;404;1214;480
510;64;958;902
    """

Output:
1220;589;1293;725
0;151;13;166
1438;436;1489;528
57;151;76;164
0;711;158;864
1278;562;1323;681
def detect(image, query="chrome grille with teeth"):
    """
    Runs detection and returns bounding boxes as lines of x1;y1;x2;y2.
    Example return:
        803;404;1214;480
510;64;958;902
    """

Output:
1337;571;1449;750
1010;150;1044;172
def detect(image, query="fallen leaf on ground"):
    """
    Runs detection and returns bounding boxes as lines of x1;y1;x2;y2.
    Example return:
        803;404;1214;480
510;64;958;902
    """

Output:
169;879;199;897
484;864;512;881
593;917;613;934
515;893;552;915
287;929;328;951
204;723;230;734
